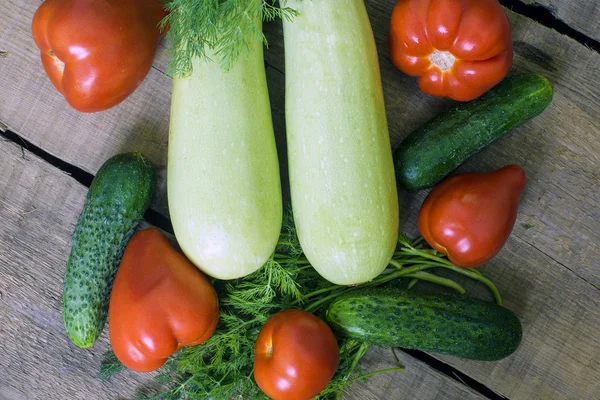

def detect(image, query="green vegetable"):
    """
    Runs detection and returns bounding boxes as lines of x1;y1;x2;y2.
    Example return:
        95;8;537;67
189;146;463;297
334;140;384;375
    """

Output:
161;0;296;74
282;0;399;285
394;73;553;191
167;1;284;280
326;287;522;361
63;152;155;348
99;219;504;399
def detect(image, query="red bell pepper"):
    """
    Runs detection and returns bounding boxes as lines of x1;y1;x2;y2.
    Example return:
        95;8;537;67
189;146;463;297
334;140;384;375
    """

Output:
389;0;513;101
109;228;219;372
32;0;168;112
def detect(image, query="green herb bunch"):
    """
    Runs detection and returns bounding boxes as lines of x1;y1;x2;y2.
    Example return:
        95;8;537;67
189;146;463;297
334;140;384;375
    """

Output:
100;211;501;399
161;0;297;75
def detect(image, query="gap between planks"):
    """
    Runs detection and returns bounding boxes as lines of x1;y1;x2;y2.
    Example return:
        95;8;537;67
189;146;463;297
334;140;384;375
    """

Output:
499;0;599;53
0;128;505;400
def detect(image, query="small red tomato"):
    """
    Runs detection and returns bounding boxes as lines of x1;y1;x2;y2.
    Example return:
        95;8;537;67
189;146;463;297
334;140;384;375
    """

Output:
389;0;513;101
418;165;526;267
254;309;339;400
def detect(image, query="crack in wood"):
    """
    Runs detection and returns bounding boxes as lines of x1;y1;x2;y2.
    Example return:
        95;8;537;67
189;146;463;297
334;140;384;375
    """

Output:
517;235;600;291
264;58;284;75
500;0;599;53
402;349;510;400
0;128;174;235
0;129;92;187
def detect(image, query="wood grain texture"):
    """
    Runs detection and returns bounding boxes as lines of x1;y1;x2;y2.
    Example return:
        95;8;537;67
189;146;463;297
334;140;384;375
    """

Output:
439;234;600;400
0;0;172;217
0;0;599;399
265;1;600;289
0;139;160;400
520;0;600;42
0;133;485;400
347;347;485;400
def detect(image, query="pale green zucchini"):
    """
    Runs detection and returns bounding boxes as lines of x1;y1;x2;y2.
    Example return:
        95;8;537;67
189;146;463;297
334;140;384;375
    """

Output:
282;0;399;285
167;20;282;280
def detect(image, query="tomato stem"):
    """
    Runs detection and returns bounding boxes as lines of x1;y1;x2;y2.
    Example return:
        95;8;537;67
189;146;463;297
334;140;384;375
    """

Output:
429;50;456;72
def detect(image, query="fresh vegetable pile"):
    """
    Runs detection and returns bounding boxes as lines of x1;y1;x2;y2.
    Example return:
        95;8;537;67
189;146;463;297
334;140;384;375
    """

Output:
98;213;514;399
32;0;555;399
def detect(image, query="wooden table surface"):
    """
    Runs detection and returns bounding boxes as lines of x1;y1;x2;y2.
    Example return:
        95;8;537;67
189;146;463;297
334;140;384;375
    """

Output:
1;1;598;399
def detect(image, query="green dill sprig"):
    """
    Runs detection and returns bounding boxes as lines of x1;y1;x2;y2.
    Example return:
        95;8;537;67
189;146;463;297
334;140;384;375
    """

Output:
161;0;298;76
98;350;124;381
99;211;502;398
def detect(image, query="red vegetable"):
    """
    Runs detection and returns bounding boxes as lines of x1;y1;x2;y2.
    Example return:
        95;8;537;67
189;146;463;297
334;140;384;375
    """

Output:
389;0;513;101
109;228;219;372
418;165;526;267
31;0;167;112
254;309;339;400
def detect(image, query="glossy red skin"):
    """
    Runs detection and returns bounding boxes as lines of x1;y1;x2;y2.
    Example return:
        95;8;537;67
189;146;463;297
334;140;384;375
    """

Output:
389;0;513;101
31;0;167;112
109;228;219;372
418;165;526;267
254;309;339;400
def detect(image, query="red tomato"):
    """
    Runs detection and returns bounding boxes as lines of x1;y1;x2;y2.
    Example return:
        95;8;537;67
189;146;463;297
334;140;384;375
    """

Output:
418;165;526;267
389;0;513;101
109;228;219;372
254;309;339;400
31;0;167;112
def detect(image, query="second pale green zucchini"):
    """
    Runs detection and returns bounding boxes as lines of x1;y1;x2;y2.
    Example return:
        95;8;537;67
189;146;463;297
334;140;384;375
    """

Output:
282;0;399;285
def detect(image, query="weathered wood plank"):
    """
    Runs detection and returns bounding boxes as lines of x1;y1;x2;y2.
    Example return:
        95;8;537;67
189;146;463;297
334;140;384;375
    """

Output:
520;0;600;42
0;0;173;217
423;233;600;400
265;2;600;287
1;0;599;399
348;347;485;400
0;127;484;400
0;139;160;399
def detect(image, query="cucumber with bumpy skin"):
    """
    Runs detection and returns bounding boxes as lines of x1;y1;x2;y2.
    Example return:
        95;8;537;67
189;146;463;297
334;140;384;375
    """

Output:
63;152;155;348
394;73;553;191
326;288;522;361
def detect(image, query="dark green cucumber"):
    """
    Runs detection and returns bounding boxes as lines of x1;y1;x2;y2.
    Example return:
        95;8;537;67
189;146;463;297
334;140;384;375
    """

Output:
394;73;553;191
63;152;155;348
326;288;522;361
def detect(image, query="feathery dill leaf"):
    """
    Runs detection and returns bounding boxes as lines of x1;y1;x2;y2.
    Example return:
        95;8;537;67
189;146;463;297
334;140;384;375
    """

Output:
99;210;503;398
161;0;298;76
98;350;124;381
